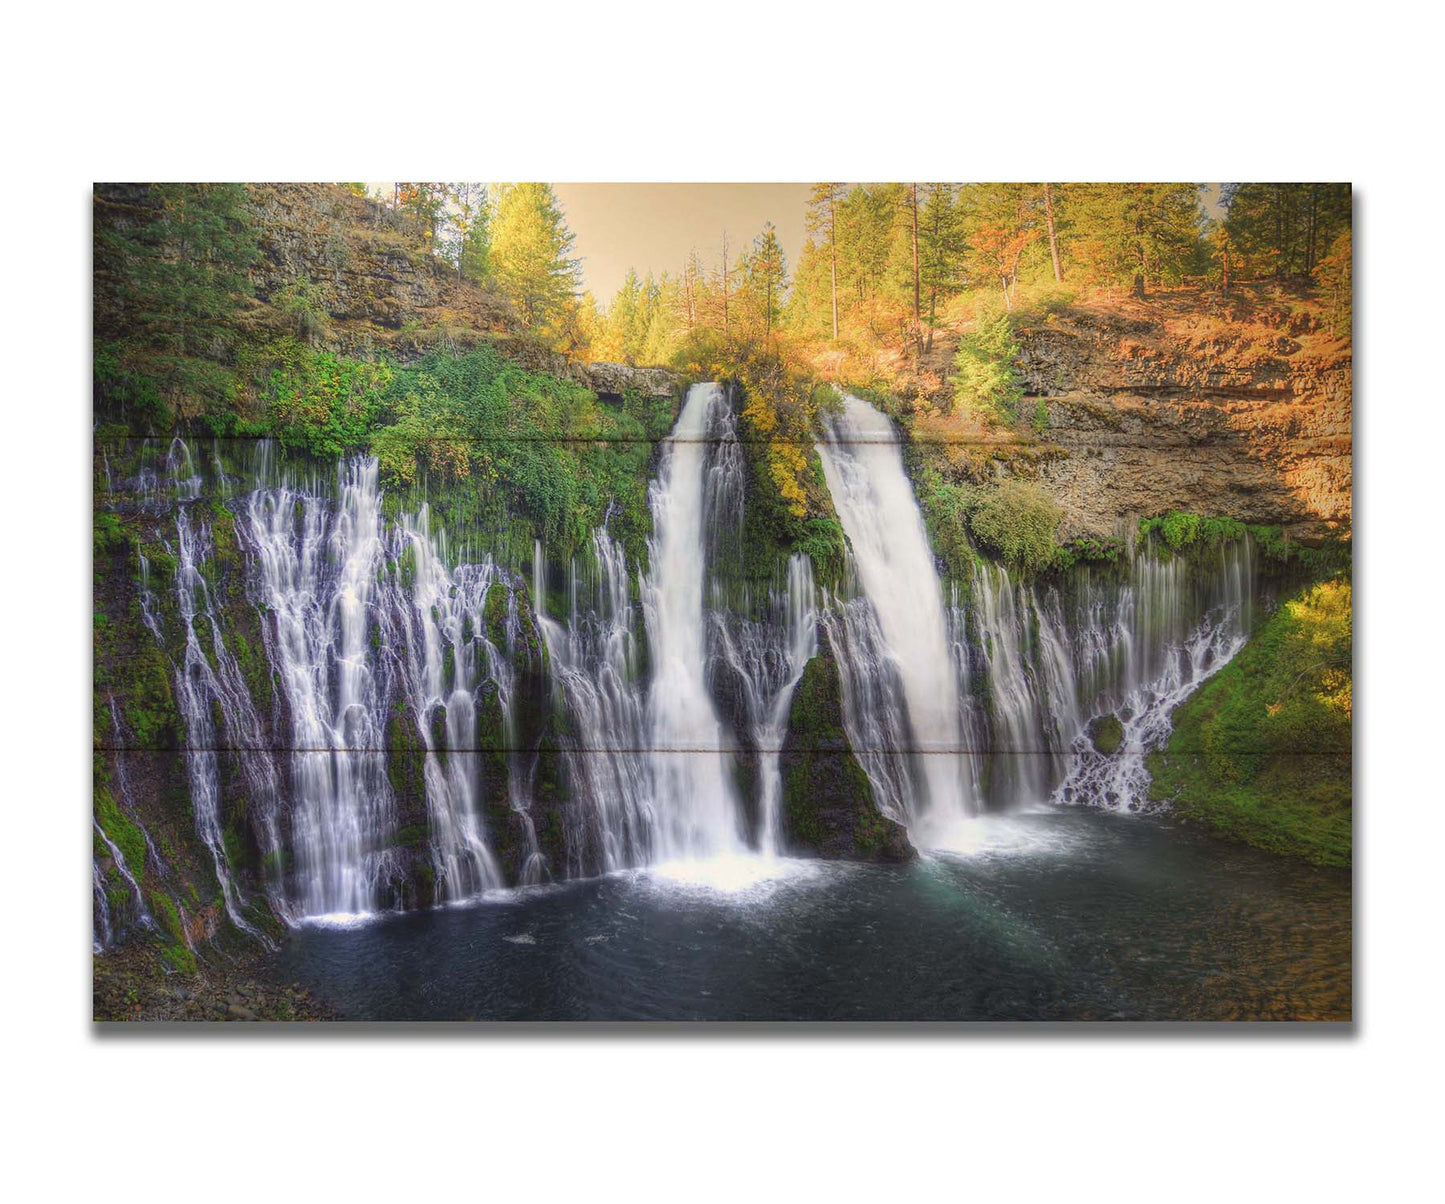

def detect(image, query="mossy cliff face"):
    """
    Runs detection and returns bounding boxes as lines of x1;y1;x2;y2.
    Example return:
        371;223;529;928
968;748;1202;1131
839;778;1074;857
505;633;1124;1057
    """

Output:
780;646;915;862
1148;577;1351;866
93;494;288;981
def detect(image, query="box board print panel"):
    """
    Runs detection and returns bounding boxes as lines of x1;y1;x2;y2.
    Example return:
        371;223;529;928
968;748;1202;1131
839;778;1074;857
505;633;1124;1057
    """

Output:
92;182;1352;1021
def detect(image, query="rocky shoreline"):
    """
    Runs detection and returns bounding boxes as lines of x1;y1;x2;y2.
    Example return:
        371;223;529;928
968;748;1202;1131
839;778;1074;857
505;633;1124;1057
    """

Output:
93;944;336;1022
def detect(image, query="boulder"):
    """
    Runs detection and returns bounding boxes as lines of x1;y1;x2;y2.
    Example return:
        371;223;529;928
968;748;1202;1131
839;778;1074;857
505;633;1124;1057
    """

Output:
779;645;915;862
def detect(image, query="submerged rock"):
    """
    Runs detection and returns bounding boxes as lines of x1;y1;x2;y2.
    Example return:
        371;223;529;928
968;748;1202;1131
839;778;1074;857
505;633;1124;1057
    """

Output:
779;647;915;862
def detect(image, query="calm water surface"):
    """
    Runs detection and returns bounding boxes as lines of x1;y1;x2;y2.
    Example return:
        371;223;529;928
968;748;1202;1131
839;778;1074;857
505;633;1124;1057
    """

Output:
277;809;1351;1021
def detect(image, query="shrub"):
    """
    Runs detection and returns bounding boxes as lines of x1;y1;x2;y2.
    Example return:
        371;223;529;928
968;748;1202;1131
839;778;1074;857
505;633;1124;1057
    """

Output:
968;480;1062;573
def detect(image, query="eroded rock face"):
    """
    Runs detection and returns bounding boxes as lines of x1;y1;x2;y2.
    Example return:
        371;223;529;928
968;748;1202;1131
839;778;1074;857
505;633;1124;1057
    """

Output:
243;182;513;357
1010;297;1352;542
581;361;678;401
780;647;915;862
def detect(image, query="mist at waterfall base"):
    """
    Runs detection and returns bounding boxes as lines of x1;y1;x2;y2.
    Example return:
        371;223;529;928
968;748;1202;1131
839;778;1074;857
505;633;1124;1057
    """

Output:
99;386;1348;1019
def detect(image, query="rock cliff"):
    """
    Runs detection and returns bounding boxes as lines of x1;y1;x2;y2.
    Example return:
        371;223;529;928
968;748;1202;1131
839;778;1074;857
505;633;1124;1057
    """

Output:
1011;292;1352;543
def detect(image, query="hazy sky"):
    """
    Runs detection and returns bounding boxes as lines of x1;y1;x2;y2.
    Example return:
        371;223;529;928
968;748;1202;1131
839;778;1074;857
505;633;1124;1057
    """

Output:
554;183;812;302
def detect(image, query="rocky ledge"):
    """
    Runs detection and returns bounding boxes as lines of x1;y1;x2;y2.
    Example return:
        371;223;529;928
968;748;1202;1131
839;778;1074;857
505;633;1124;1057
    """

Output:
1010;292;1351;543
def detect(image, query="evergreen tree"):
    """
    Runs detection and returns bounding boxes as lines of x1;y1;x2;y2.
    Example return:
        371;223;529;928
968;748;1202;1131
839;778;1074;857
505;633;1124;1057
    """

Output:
806;182;845;339
918;183;963;350
838;184;902;301
490;182;581;332
1069;183;1203;297
94;182;259;425
1222;183;1350;279
448;182;493;283
739;223;789;341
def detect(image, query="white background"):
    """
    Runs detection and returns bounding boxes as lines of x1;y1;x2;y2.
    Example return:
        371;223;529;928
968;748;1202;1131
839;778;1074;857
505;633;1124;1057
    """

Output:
1;3;1438;1200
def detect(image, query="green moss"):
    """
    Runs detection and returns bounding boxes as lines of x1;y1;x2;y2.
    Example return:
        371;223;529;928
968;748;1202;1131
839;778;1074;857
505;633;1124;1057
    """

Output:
395;823;431;849
94;511;133;560
104;636;179;747
1139;510;1247;554
149;889;184;943
95;783;147;884
1087;713;1124;755
1148;577;1352;866
161;944;198;976
386;708;427;805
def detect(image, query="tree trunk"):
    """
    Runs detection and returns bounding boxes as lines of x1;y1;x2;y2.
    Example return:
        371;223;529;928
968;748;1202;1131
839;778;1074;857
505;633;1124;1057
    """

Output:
1043;183;1063;282
829;201;839;341
910;184;922;359
721;236;730;335
1306;184;1320;275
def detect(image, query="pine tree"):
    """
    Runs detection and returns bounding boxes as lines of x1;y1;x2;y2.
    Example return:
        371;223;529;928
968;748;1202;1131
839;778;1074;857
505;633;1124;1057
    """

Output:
1069;183;1203;297
95;182;259;424
806;182;845;339
838;184;903;302
448;182;492;283
918;183;962;351
739;223;789;341
490;183;581;332
1222;183;1350;279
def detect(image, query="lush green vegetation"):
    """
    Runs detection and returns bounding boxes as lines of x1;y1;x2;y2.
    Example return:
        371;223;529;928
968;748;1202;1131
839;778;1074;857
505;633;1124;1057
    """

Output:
950;303;1023;423
1149;577;1352;865
94;182;259;430
1087;714;1124;756
967;481;1063;573
1139;510;1350;575
368;347;672;562
92;181;1352;588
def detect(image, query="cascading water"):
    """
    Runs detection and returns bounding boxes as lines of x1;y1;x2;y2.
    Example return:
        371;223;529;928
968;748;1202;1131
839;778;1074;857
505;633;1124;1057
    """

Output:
95;388;1272;960
171;506;273;940
951;534;1261;814
1049;537;1258;810
387;508;505;901
533;533;653;875
641;382;748;861
709;555;819;856
816;394;973;843
243;457;397;919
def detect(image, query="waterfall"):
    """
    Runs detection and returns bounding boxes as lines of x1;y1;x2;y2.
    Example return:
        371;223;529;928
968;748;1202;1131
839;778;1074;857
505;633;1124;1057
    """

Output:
92;820;154;949
950;536;1259;814
816;394;973;843
94;396;1273;953
387;507;505;901
641;382;747;861
709;555;819;856
534;533;653;875
243;457;397;919
1051;537;1258;811
171;506;273;941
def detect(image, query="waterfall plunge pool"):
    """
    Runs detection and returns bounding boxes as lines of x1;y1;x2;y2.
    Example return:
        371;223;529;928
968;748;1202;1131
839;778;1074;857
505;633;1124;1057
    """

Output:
275;807;1350;1021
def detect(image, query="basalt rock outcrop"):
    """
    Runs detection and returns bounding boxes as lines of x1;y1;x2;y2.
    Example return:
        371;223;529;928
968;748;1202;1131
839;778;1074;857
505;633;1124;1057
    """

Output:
1008;293;1352;543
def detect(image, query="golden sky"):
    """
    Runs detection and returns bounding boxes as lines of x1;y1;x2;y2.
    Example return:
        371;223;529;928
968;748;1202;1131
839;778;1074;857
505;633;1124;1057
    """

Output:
554;183;812;302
